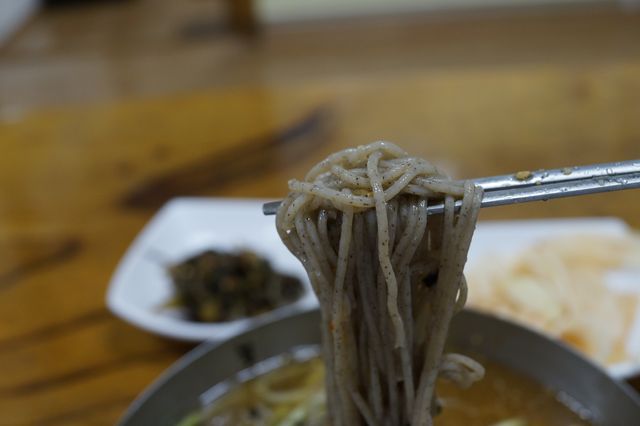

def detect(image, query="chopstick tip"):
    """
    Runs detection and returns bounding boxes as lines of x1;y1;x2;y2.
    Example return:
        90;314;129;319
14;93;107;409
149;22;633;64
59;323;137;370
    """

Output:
262;201;281;215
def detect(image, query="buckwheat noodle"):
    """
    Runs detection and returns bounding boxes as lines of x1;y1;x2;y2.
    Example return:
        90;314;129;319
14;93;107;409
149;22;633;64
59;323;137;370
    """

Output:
276;142;485;426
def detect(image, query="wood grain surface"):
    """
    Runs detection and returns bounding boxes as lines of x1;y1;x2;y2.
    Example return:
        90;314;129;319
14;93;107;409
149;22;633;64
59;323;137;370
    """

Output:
1;3;640;425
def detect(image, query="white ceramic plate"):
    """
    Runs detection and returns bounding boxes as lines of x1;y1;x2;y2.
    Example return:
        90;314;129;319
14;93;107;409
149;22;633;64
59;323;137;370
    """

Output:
107;198;640;377
466;217;640;379
106;198;317;342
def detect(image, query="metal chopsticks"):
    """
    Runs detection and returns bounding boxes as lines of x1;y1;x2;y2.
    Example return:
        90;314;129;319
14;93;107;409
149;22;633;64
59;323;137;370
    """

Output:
262;159;640;216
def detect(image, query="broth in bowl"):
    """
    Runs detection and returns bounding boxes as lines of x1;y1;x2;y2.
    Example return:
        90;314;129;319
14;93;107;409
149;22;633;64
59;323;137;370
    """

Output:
179;355;590;426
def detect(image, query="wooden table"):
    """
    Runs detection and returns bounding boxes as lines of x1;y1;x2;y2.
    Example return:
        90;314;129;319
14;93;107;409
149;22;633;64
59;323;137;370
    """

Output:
2;6;640;425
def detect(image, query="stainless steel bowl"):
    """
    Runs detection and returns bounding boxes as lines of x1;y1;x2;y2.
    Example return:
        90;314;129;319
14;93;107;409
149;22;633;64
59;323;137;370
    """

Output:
119;309;640;425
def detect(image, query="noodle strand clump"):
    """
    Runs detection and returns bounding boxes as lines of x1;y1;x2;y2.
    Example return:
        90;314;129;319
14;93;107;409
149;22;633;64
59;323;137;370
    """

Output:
276;142;484;426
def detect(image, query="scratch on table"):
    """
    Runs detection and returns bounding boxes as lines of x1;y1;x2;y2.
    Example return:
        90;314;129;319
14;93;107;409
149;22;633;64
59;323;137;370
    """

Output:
0;237;82;291
120;106;334;209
